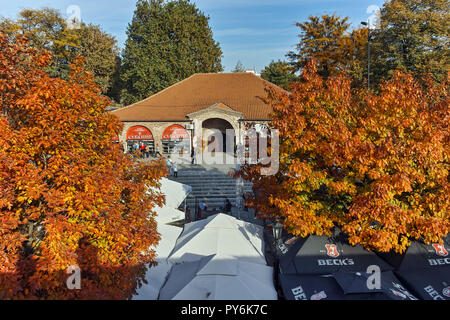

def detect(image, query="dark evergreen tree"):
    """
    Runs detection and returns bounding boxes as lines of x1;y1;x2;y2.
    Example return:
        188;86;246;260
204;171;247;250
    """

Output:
260;60;298;90
232;60;245;72
371;0;449;84
120;0;223;105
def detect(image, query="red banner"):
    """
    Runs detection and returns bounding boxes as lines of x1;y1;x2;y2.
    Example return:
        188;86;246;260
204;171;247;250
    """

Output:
162;124;189;140
126;126;154;140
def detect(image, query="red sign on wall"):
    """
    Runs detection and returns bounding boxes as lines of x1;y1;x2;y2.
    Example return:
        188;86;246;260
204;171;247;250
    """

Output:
162;124;189;140
126;126;154;140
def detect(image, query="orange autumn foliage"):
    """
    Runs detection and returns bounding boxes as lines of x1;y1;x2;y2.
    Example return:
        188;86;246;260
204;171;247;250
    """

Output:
0;33;167;299
237;60;449;254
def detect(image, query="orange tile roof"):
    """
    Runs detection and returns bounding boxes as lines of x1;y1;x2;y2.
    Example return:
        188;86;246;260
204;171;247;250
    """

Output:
111;73;285;121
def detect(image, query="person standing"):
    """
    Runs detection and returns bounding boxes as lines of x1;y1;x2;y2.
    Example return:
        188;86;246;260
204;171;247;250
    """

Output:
166;156;173;176
173;163;178;177
196;203;202;221
139;142;145;158
191;148;195;164
145;144;150;158
201;200;207;211
198;200;207;220
186;207;191;223
243;193;249;211
225;198;232;213
155;144;162;157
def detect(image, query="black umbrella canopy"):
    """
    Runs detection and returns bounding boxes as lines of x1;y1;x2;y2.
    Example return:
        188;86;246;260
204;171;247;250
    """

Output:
279;228;393;275
394;268;450;300
377;234;450;300
279;271;417;300
333;271;417;299
377;234;450;270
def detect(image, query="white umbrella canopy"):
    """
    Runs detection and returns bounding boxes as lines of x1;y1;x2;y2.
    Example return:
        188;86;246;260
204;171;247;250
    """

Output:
133;207;185;300
149;177;192;209
168;214;266;265
134;179;191;300
159;254;277;300
153;205;185;224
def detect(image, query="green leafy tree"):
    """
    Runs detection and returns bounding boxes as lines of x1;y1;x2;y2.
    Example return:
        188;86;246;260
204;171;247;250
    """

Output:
0;8;120;95
287;14;368;84
77;23;121;95
0;8;79;79
371;0;450;84
120;0;223;105
260;60;299;90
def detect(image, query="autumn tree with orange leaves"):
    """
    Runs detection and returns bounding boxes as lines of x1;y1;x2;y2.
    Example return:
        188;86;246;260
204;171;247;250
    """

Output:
0;32;167;299
237;60;449;254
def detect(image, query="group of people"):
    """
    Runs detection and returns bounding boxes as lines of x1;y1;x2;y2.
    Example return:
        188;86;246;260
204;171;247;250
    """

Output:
128;142;197;165
186;195;249;222
131;142;162;159
185;200;208;222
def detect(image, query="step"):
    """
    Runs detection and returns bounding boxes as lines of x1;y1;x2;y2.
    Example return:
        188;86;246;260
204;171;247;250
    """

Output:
185;196;246;202
185;194;245;199
167;164;255;212
186;187;253;192
184;186;252;193
187;196;244;201
170;180;252;187
173;181;252;186
185;196;246;201
174;177;241;181
185;202;242;210
187;190;252;195
169;176;252;182
169;175;243;180
179;184;251;189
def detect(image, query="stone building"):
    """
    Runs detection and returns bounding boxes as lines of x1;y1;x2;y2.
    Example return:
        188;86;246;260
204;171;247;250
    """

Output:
111;72;284;159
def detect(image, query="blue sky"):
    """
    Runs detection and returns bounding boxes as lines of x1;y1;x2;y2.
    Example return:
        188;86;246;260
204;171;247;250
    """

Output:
1;0;385;72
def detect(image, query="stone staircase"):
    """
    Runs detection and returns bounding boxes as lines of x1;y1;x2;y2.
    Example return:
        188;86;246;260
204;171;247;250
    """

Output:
168;163;253;213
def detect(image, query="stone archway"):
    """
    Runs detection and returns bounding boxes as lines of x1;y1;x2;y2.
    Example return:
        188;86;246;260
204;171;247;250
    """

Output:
202;118;235;154
161;124;190;155
125;125;154;154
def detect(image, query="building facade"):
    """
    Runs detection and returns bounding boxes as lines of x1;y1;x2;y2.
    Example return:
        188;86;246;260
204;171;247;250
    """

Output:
111;72;284;159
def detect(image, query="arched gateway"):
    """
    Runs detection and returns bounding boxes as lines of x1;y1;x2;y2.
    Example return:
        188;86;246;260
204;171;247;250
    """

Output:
202;118;235;153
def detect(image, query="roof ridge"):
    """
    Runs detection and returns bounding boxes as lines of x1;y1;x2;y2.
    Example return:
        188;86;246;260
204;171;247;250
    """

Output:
112;73;200;113
195;72;255;75
210;102;235;111
256;73;291;95
112;73;284;114
111;72;284;121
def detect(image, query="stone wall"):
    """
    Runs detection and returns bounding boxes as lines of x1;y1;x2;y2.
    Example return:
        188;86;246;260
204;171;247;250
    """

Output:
187;108;241;150
118;111;271;155
119;121;192;153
